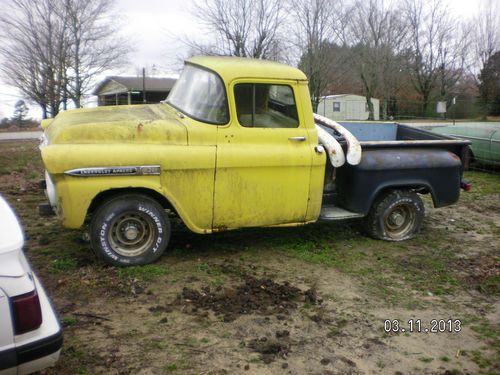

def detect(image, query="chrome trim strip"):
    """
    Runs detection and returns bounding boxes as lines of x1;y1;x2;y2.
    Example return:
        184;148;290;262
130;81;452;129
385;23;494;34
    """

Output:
446;134;500;143
359;139;470;145
446;134;490;142
64;165;161;177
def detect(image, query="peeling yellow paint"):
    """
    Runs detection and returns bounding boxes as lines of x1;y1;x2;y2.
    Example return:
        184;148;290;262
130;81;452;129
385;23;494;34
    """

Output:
41;57;327;235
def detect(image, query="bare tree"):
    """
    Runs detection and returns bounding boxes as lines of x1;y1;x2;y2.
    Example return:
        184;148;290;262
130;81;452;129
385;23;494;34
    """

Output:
63;0;130;108
346;0;408;120
402;0;466;116
0;0;68;118
289;0;336;111
472;0;500;76
0;0;130;118
436;23;469;104
189;0;285;60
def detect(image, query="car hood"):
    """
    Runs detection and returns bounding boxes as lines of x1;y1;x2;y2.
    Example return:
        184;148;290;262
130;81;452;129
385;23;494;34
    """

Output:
44;104;187;145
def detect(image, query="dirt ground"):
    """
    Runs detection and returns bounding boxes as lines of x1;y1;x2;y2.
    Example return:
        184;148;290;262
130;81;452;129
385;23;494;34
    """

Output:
0;140;499;375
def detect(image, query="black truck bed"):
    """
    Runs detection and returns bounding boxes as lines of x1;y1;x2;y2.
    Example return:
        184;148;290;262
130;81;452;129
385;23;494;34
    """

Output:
320;122;470;219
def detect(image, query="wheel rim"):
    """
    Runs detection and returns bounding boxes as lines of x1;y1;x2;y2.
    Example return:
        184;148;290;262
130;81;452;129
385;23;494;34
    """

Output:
108;211;156;257
384;204;416;239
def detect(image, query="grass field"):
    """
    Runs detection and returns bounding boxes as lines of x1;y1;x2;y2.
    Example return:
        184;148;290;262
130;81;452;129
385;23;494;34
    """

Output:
0;140;499;374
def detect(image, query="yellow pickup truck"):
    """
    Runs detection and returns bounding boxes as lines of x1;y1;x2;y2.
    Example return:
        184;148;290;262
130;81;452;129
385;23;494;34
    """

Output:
39;56;470;266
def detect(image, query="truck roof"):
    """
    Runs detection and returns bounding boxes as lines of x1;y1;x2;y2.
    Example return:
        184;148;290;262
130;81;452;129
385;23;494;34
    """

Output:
187;56;308;83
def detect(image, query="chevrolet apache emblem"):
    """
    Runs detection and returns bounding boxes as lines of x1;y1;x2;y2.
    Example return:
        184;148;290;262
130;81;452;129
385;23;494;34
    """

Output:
65;165;161;177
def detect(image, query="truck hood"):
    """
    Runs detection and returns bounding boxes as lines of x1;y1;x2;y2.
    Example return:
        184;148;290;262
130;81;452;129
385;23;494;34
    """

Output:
44;104;187;145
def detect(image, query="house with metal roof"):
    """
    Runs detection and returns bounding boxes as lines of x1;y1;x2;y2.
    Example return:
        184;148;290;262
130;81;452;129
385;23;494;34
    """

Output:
93;76;177;106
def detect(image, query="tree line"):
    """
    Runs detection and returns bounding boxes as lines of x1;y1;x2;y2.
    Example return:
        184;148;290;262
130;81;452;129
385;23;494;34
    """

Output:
188;0;500;120
0;100;39;130
0;0;498;120
0;0;129;119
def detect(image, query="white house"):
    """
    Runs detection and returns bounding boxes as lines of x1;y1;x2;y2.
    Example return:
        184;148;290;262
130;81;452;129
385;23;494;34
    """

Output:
317;94;380;121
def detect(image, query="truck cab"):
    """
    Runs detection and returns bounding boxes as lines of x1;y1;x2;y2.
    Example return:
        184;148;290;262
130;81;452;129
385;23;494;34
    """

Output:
166;57;325;229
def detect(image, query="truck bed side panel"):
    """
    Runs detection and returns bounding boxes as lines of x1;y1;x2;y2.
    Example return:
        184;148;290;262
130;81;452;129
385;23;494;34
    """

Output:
335;148;462;214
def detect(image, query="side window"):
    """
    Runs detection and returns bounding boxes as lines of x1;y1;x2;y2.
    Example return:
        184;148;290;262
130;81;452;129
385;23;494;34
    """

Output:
333;102;341;112
234;83;299;128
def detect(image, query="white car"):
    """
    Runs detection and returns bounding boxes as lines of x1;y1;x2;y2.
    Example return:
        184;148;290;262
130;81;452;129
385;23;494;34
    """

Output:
0;196;62;374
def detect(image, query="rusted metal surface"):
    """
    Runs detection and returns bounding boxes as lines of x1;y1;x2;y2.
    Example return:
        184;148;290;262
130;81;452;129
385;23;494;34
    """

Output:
313;114;362;165
335;148;463;215
315;125;345;167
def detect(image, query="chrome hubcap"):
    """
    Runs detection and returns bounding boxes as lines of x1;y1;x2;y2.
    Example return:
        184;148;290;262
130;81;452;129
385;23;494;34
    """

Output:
384;204;416;239
108;212;156;257
124;224;139;241
389;212;405;227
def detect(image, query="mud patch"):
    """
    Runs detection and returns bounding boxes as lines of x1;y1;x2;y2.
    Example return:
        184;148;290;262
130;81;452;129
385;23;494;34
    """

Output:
248;333;291;363
456;255;500;295
176;276;306;322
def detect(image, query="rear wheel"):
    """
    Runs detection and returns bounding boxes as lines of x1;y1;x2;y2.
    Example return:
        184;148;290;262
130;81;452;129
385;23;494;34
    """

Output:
364;190;424;241
90;194;170;266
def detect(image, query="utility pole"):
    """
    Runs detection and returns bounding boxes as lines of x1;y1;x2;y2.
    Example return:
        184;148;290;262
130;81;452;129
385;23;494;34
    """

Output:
142;67;147;103
452;97;456;125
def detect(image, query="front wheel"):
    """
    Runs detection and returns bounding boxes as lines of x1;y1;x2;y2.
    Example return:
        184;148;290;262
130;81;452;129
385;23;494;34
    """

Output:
90;194;171;266
364;190;424;241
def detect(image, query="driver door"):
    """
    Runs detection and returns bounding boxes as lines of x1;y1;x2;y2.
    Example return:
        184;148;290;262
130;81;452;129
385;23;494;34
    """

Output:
213;80;313;229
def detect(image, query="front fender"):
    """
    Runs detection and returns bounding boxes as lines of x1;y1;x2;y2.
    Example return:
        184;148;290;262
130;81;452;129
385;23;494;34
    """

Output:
53;175;164;228
42;143;216;233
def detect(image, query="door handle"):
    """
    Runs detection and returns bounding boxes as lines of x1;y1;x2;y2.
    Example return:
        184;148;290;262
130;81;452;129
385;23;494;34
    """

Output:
288;136;307;141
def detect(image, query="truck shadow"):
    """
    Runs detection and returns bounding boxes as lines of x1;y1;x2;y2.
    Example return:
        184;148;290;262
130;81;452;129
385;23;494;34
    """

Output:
166;218;367;261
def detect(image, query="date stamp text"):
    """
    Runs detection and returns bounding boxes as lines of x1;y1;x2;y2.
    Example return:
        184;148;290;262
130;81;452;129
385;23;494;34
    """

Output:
384;319;462;333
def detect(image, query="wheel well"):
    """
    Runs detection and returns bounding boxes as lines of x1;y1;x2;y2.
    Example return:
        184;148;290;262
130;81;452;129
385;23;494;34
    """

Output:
371;185;432;208
87;188;177;219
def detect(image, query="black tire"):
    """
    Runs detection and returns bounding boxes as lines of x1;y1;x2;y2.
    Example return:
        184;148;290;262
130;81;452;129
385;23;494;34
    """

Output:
364;190;424;241
90;194;171;266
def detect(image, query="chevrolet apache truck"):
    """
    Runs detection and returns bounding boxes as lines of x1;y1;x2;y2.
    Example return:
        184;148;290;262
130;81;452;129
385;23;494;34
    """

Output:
39;56;471;266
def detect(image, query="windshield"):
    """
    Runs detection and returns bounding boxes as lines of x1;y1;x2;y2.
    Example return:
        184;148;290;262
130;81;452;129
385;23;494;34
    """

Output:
166;64;229;124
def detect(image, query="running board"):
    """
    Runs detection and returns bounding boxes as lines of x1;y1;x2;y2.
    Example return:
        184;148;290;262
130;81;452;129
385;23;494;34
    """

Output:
320;205;364;221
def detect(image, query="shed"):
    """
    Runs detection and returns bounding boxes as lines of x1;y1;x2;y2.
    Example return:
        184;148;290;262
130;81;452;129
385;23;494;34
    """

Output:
317;94;380;121
93;76;177;106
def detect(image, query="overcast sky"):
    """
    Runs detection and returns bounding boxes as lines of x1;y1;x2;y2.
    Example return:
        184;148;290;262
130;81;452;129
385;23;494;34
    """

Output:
0;0;486;119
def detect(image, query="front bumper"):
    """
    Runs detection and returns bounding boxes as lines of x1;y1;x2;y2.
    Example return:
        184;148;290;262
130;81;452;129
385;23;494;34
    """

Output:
38;171;57;217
